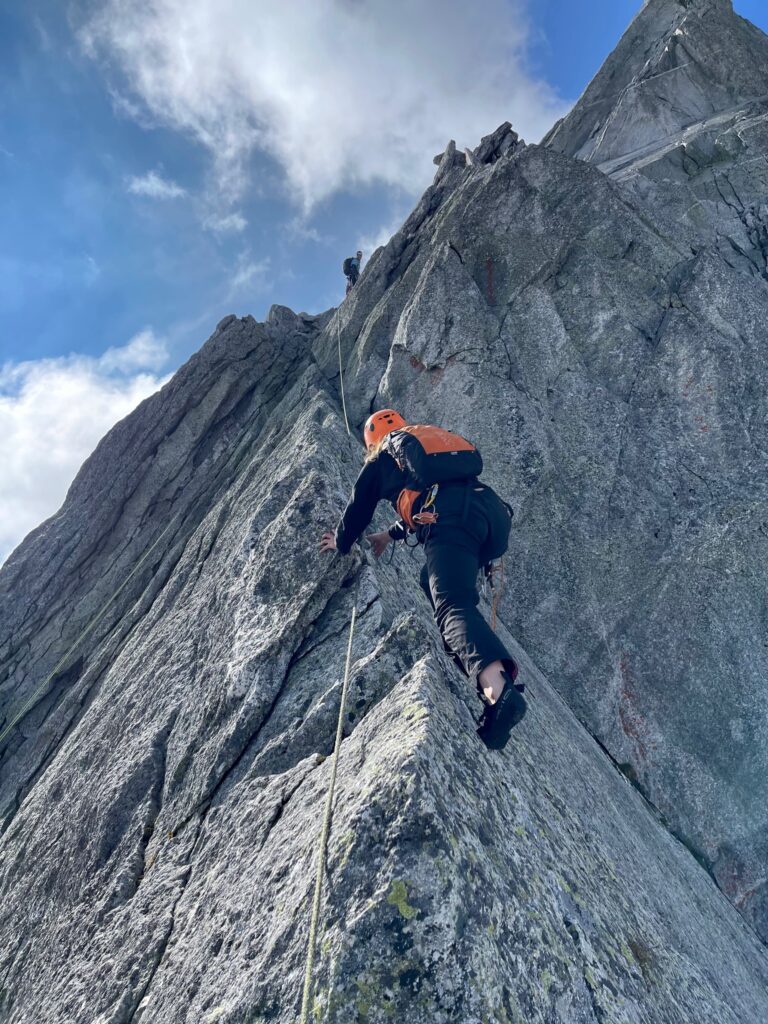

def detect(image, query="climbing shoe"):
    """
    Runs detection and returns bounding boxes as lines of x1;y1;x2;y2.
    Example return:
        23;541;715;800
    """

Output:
476;673;527;750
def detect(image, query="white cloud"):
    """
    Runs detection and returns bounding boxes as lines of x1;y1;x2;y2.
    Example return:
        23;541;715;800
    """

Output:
109;87;157;129
99;328;169;372
84;254;101;286
0;331;171;564
286;217;333;246
357;217;407;258
79;0;568;209
230;254;272;294
34;15;54;52
127;169;187;199
204;211;248;234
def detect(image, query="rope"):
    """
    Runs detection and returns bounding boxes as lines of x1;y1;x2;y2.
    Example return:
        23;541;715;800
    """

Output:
336;312;350;436
299;598;358;1023
0;511;181;749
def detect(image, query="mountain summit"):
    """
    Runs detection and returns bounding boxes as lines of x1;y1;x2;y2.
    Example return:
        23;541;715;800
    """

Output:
3;3;768;1022
545;0;768;167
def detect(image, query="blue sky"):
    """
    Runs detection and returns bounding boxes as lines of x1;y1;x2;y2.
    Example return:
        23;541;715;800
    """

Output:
1;0;767;560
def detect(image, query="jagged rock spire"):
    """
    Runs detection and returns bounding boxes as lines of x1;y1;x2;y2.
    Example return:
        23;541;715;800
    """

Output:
545;0;768;165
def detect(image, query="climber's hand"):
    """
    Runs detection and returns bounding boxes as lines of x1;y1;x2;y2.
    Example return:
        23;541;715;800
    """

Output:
367;531;392;559
319;532;337;553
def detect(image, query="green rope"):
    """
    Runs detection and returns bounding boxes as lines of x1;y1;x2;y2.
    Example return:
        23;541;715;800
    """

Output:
299;601;357;1023
0;512;180;749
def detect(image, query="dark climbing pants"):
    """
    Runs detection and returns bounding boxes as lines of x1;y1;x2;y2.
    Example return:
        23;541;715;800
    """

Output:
418;483;517;687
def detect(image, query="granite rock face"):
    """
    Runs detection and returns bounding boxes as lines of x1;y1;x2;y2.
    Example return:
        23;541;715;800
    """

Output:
312;0;768;945
2;313;768;1024
3;1;768;1022
544;0;768;167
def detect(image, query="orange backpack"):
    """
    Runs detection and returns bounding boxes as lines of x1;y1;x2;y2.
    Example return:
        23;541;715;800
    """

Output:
384;424;483;529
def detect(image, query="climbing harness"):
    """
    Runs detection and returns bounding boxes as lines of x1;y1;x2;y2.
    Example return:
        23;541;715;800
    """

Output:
336;312;351;436
412;484;439;527
0;511;182;749
299;591;358;1023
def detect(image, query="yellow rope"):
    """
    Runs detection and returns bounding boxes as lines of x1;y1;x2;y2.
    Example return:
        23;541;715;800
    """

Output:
336;311;351;436
0;511;180;749
298;297;362;1016
299;601;357;1023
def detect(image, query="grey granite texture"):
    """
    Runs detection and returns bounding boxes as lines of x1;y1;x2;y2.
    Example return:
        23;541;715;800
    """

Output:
2;310;768;1022
311;0;768;944
3;1;768;1020
544;0;768;166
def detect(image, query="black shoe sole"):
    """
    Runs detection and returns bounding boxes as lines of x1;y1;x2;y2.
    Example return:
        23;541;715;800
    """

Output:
477;687;527;750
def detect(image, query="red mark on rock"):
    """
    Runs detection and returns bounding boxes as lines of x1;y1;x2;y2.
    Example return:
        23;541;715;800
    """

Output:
617;650;656;768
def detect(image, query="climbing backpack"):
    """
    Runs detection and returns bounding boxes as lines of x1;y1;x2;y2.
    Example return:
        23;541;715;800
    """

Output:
342;257;354;276
384;424;483;529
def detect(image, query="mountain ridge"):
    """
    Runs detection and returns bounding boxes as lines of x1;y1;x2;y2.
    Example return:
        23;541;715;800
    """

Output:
545;0;768;166
2;2;768;1021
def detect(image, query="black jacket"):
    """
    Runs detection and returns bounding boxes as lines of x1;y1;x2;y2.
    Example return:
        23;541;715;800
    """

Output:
334;450;410;554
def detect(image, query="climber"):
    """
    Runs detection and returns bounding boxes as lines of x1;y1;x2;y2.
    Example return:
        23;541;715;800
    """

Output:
343;250;363;294
319;410;527;750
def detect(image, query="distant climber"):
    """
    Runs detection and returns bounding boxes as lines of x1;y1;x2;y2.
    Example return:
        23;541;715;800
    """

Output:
343;250;363;294
320;410;527;749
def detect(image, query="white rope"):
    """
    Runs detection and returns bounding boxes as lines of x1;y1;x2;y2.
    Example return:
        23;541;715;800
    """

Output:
299;601;357;1023
336;311;351;436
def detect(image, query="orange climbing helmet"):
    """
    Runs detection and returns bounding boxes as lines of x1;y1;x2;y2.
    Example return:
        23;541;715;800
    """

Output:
363;409;406;449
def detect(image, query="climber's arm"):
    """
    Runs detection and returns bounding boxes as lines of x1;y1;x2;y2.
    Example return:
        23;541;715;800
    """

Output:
333;460;382;555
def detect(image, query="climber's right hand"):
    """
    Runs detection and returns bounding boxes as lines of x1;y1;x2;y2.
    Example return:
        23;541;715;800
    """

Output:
319;532;337;553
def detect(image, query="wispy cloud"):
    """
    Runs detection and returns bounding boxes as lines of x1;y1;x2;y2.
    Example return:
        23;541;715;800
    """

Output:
79;0;568;210
230;253;271;294
357;216;408;258
99;328;168;372
286;217;333;246
127;169;187;199
83;254;101;286
204;211;248;234
109;88;158;129
0;330;171;564
33;14;53;52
